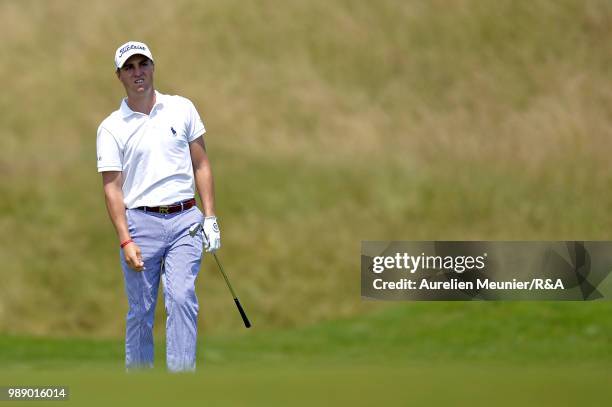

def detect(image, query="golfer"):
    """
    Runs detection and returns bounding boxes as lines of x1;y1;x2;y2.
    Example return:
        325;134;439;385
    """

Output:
96;41;220;372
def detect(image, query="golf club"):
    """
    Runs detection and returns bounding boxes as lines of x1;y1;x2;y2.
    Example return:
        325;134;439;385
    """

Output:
189;223;252;328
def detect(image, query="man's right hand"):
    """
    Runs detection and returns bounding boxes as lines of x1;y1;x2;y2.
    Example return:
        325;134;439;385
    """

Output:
123;242;145;271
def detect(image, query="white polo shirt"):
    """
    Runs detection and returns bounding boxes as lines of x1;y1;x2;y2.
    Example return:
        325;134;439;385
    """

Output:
96;91;206;208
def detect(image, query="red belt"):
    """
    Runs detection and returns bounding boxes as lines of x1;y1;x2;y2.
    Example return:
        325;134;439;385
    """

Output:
137;198;196;214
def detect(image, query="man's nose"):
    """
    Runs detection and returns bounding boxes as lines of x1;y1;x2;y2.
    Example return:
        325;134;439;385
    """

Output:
134;66;143;76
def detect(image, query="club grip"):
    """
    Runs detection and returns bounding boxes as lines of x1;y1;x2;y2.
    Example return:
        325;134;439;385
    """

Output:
234;298;251;328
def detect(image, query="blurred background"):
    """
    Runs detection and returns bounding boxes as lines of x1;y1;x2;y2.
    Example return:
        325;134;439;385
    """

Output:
0;0;610;404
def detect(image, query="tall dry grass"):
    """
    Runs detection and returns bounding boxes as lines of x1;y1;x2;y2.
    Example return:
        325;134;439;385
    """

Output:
0;0;611;336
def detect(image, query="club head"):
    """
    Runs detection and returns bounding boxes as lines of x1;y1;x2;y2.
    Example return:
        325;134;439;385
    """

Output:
189;223;202;237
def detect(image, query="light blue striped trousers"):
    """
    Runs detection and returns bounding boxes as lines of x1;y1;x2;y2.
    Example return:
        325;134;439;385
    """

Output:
120;205;204;372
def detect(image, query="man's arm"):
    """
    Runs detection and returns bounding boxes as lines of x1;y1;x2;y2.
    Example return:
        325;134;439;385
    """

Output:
189;136;215;216
189;136;221;252
102;171;144;271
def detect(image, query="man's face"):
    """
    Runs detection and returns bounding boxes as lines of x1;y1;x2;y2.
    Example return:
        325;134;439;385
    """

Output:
116;54;154;94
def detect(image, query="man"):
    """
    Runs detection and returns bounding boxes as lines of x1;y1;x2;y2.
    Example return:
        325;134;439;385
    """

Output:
96;41;220;372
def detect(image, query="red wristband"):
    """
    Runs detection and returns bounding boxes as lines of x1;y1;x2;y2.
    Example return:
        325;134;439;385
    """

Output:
120;239;134;248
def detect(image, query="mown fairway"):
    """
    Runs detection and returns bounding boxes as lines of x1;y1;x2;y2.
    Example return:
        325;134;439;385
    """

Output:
0;0;610;405
1;303;610;405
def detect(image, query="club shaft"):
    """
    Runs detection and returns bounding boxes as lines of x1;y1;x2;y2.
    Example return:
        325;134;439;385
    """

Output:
198;225;251;328
212;253;237;299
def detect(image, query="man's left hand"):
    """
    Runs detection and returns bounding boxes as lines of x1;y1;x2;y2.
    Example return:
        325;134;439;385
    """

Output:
203;216;221;253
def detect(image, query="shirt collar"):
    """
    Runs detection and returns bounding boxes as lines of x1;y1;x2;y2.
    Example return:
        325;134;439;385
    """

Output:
120;90;165;118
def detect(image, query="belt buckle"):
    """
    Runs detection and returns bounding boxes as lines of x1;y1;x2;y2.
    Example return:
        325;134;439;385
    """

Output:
159;205;170;214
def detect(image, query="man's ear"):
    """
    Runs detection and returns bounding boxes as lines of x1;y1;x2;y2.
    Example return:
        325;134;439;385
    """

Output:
115;68;120;79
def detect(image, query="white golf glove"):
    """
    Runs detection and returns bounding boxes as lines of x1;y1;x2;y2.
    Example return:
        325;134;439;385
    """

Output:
202;216;221;253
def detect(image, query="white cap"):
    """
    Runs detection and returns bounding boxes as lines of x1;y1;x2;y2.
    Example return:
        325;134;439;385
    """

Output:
114;41;154;69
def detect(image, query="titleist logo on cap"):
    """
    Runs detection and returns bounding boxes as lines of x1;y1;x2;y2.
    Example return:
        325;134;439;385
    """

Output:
119;44;147;58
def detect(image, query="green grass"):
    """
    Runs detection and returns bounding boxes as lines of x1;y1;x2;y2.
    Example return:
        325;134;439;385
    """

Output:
2;302;610;369
0;303;610;405
2;364;610;407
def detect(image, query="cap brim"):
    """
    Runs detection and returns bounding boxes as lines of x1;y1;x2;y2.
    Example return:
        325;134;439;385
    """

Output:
116;50;154;69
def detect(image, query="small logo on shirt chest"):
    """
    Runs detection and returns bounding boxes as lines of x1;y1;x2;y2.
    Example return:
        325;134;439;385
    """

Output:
170;127;177;136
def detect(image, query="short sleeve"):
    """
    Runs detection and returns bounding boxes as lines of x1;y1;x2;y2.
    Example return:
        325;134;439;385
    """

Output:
186;100;206;142
96;125;123;172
